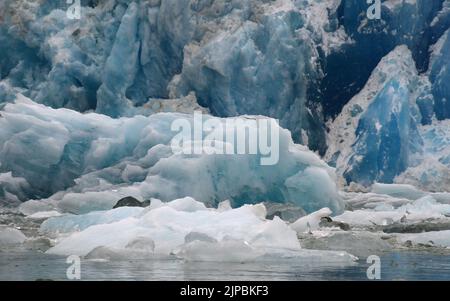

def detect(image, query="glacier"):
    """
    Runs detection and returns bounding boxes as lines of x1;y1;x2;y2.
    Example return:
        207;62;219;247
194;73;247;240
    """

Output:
325;46;424;185
1;0;450;269
1;0;449;188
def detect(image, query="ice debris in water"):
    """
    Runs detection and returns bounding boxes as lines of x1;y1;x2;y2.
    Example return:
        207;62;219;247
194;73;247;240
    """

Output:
397;230;450;248
371;183;427;200
0;227;27;245
44;198;357;263
290;208;332;233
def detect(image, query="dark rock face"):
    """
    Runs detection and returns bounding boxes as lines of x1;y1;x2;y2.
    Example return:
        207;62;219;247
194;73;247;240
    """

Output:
113;196;145;209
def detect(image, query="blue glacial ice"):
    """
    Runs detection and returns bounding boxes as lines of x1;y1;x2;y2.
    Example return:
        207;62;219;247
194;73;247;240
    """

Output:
429;29;450;120
1;0;450;187
325;39;450;191
0;0;356;153
325;46;424;185
0;95;343;214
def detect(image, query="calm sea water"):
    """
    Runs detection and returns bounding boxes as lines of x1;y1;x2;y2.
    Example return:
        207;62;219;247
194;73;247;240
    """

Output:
1;250;449;281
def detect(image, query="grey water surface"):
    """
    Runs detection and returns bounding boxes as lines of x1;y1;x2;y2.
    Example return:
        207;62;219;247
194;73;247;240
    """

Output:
1;249;449;281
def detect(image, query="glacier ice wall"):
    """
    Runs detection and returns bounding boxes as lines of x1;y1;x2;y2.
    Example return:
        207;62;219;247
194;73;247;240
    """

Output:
1;0;450;197
430;29;450;120
326;46;423;185
326;42;450;191
322;0;450;118
0;0;353;154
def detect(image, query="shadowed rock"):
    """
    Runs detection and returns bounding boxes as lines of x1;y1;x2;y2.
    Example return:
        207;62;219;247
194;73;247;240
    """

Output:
264;202;306;223
319;217;351;231
113;196;144;209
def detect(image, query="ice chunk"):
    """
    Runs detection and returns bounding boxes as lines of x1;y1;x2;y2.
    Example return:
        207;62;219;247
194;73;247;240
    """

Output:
290;208;332;233
342;191;413;211
334;210;403;227
371;183;426;200
40;207;144;234
46;199;301;260
300;230;392;259
145;197;208;213
335;195;450;227
397;230;450;248
0;98;343;214
217;200;232;212
85;246;129;261
175;239;262;262
26;211;62;220
0;227;27;245
19;199;56;216
0;172;31;205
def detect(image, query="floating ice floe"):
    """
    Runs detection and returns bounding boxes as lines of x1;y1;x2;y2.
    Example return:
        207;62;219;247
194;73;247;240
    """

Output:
45;199;299;257
335;195;450;227
397;230;450;248
44;198;357;263
0;227;27;245
371;183;427;200
25;211;62;220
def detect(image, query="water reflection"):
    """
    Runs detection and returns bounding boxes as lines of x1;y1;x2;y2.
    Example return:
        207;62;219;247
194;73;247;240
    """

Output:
1;250;449;281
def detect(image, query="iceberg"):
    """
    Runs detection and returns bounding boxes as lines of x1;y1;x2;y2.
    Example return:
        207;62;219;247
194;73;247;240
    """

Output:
45;198;302;259
0;172;31;206
1;96;343;214
371;183;427;201
40;206;144;235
